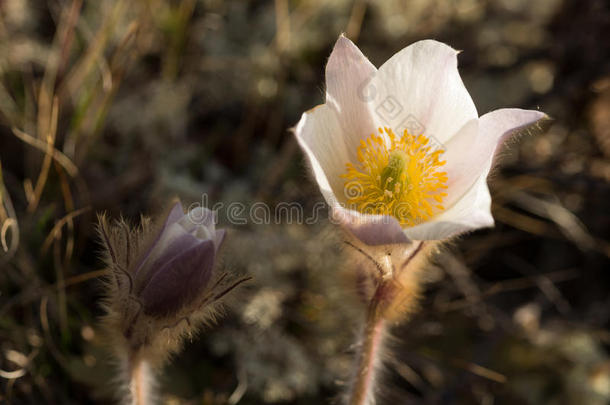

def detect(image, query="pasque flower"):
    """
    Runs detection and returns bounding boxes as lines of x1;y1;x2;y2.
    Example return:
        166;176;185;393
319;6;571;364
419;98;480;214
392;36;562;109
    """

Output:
295;37;550;405
99;202;245;360
98;201;248;404
295;35;550;245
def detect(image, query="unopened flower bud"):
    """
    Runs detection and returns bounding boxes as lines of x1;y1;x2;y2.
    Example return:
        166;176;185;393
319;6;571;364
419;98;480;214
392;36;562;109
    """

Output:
97;201;248;363
135;205;225;317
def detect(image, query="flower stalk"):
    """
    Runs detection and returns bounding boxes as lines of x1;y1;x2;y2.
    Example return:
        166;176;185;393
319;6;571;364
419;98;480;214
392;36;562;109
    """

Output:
343;239;430;405
128;351;153;405
349;289;386;405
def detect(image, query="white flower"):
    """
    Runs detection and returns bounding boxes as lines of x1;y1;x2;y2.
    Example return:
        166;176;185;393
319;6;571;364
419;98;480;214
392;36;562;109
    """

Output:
294;36;549;245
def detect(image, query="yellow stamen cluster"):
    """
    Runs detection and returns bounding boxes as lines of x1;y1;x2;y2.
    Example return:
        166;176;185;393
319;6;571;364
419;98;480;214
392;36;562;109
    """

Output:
341;127;448;226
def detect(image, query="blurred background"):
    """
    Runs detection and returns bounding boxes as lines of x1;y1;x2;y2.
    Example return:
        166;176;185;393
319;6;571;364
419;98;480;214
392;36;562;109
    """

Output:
1;0;609;403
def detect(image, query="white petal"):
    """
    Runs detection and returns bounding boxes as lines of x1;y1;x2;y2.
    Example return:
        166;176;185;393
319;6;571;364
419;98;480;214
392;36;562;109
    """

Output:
478;108;551;168
325;35;379;163
440;118;479;207
294;104;351;205
443;108;549;207
367;40;477;144
403;173;493;240
404;109;548;240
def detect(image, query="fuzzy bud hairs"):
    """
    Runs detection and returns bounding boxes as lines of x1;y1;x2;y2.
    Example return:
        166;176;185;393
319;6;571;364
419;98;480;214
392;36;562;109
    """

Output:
97;201;250;404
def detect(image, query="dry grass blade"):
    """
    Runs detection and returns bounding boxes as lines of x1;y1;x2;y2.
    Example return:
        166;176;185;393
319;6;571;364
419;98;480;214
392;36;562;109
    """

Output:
389;358;428;392
57;0;126;101
53;233;69;338
0;349;39;381
37;0;83;139
450;358;507;384
41;206;91;254
39;296;68;369
505;256;573;315
1;218;18;252
162;0;195;78
92;20;140;132
0;82;19;125
0;368;27;380
228;367;248;405
440;269;579;312
58;268;107;289
64;19;140;160
345;0;367;41
27;97;60;212
423;350;507;384
0;161;19;263
56;163;76;263
274;0;290;53
493;205;553;236
12;127;79;177
511;191;597;251
56;0;84;76
492;175;554;202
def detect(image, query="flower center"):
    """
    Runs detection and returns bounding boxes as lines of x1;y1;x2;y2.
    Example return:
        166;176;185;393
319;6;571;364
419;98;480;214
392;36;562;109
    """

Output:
341;127;448;226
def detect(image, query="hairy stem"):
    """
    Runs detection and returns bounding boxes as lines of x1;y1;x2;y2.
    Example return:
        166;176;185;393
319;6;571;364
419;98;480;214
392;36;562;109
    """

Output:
349;296;386;405
127;352;153;405
347;241;428;404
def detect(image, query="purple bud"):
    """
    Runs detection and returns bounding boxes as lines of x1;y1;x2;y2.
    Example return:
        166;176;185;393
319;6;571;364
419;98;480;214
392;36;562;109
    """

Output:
132;204;225;317
140;238;216;316
99;200;241;358
134;201;185;276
